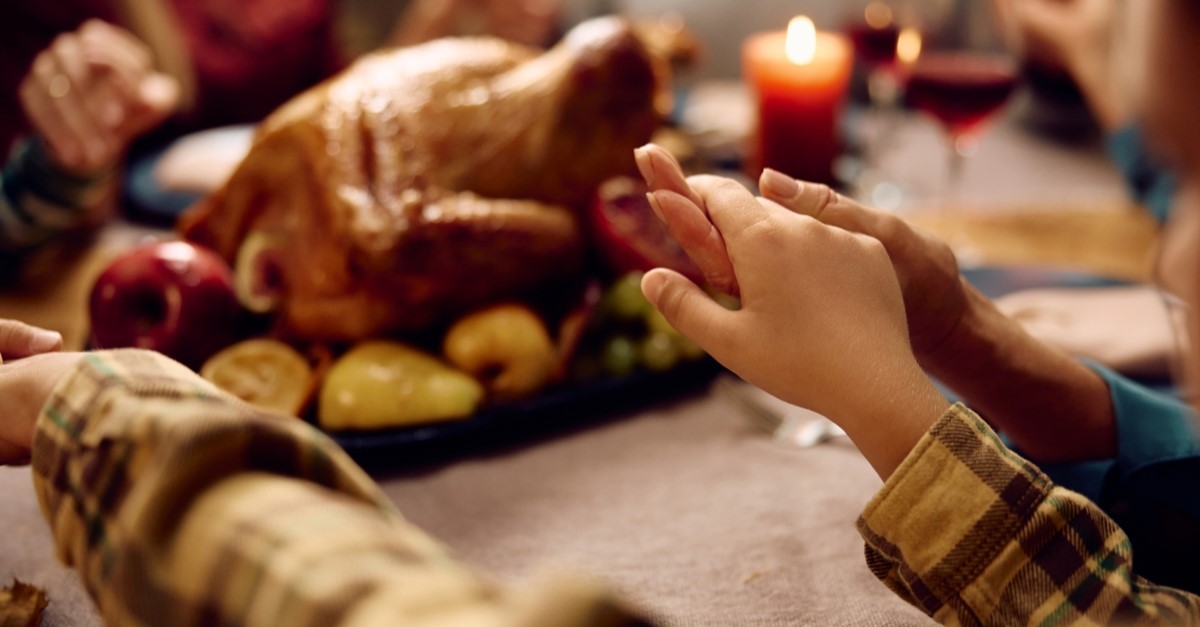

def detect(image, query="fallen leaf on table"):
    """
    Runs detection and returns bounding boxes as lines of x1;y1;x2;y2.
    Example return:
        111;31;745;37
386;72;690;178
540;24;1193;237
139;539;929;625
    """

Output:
0;580;48;627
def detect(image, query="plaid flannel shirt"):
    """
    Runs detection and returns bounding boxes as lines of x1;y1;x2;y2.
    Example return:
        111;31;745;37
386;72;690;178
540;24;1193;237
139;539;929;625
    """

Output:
31;350;643;627
28;350;1200;625
860;404;1200;625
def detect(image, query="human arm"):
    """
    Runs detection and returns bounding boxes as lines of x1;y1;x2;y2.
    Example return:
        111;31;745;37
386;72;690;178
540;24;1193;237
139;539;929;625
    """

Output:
634;145;1116;465
860;402;1200;624
7;349;644;626
633;149;951;479
992;0;1127;131
0;319;64;463
18;20;179;176
995;1;1177;223
2;20;179;260
630;151;1200;620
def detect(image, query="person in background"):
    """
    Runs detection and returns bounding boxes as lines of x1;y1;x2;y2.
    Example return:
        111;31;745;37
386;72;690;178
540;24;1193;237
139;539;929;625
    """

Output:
987;0;1183;381
0;0;564;279
0;0;343;277
633;0;1200;615
994;0;1174;223
3;2;1200;627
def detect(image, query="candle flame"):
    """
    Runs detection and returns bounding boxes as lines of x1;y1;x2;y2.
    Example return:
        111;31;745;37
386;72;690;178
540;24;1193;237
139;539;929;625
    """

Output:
897;27;922;65
864;2;893;29
786;16;817;65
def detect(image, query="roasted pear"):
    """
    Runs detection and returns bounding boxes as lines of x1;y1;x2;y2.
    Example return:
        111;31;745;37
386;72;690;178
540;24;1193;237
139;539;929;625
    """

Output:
319;341;484;430
443;303;557;401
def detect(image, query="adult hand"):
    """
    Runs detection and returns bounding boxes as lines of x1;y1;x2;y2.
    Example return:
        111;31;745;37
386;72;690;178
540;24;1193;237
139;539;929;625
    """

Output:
0;320;74;465
18;19;181;176
633;159;948;478
634;145;968;364
991;0;1126;129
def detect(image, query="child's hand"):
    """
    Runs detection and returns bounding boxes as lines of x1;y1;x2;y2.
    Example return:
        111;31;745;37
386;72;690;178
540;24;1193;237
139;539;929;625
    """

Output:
0;354;83;466
0;320;62;365
635;145;969;368
754;168;969;365
631;162;947;478
0;321;78;466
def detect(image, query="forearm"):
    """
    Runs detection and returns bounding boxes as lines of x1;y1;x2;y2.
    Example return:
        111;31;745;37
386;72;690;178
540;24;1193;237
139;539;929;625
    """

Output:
860;405;1200;624
32;350;637;626
921;280;1116;463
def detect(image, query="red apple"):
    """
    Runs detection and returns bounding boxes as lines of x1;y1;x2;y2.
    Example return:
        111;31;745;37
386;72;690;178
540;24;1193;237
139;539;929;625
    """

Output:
89;241;241;367
589;176;705;283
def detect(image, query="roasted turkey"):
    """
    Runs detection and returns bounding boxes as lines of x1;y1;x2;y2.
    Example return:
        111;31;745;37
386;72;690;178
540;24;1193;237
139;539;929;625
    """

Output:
180;17;691;341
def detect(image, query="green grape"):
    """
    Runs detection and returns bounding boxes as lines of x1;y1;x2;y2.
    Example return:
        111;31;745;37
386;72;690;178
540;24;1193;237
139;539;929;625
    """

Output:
604;272;650;320
644;306;678;337
602;336;639;377
640;331;681;372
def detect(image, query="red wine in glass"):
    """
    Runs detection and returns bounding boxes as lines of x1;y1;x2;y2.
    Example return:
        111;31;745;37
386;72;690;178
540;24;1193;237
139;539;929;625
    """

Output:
847;21;901;67
905;53;1019;137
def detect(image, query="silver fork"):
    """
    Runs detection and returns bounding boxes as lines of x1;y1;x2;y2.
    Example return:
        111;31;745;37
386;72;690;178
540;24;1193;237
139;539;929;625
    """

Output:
712;376;848;448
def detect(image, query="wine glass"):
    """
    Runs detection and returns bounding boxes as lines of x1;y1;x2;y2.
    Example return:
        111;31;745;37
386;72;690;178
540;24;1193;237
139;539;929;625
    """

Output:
903;30;1019;257
843;1;922;209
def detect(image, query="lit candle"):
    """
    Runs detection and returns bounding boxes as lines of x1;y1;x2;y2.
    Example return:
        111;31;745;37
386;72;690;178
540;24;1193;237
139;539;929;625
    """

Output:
742;17;854;184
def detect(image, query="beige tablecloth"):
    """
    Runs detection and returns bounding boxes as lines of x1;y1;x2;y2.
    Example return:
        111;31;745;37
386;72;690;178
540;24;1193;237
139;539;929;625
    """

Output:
1;381;935;626
0;116;1153;625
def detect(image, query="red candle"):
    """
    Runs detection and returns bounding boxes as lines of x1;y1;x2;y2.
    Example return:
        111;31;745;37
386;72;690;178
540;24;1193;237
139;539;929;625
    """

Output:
743;17;853;185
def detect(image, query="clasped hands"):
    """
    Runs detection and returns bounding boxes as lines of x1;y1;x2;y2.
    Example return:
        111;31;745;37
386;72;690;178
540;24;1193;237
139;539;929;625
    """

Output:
633;145;960;478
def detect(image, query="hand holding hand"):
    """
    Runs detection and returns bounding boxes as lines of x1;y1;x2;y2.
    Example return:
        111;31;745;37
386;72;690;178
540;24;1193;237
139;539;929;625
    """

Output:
632;147;948;478
0;320;76;466
634;145;968;365
18;20;181;176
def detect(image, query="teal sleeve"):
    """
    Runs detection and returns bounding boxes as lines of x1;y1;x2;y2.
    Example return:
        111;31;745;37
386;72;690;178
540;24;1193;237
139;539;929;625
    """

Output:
1040;364;1200;592
1106;123;1176;223
1040;364;1198;506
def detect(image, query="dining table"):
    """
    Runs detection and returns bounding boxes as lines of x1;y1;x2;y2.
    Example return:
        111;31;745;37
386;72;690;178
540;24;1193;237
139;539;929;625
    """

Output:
0;101;1161;626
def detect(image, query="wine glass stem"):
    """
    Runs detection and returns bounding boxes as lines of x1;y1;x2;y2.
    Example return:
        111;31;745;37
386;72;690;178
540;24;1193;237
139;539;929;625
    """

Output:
940;133;970;254
946;139;965;201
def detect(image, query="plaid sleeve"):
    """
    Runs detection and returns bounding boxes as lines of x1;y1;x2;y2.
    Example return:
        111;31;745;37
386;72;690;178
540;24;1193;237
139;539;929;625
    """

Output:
858;403;1200;626
31;349;645;627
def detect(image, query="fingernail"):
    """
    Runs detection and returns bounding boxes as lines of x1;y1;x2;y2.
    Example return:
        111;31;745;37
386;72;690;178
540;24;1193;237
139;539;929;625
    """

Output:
634;145;655;185
646;192;665;222
760;168;800;199
28;330;62;354
641;270;667;305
